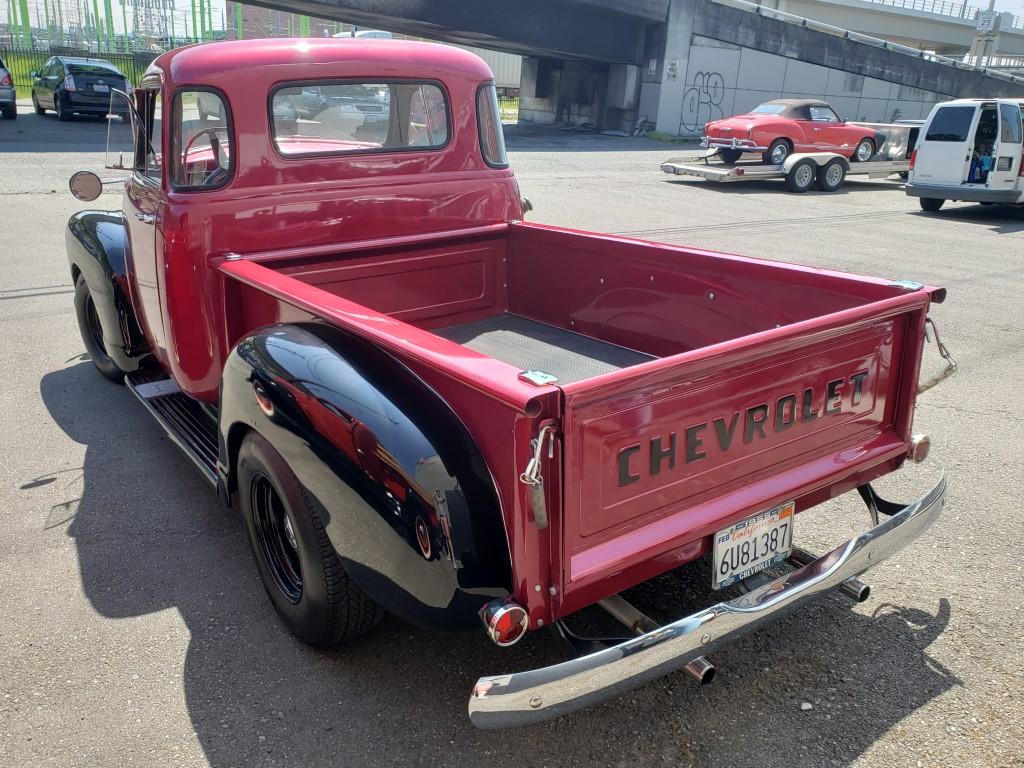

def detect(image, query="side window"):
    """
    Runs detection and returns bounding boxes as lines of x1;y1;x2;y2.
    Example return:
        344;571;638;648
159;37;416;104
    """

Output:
270;80;449;157
998;103;1022;144
139;89;162;180
809;106;839;122
172;90;233;189
477;83;508;168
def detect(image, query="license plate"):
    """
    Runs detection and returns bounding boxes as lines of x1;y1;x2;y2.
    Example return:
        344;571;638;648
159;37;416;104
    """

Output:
712;501;794;589
93;84;109;93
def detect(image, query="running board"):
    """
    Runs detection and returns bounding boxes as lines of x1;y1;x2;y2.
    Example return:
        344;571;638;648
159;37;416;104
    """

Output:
126;372;219;486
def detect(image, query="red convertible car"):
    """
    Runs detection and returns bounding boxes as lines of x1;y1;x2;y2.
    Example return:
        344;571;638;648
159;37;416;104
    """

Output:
702;99;884;165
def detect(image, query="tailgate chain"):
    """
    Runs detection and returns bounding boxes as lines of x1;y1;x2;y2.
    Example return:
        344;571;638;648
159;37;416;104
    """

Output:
520;425;556;530
918;317;958;394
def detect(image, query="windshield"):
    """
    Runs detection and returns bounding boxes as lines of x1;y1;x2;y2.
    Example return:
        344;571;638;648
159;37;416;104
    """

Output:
69;63;122;77
751;103;786;115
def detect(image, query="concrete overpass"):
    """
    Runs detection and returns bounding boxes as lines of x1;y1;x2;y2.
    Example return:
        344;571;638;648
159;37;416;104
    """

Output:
766;0;1024;56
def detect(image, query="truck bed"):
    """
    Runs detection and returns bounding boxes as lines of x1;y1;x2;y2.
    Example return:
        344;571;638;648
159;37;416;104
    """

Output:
435;314;654;384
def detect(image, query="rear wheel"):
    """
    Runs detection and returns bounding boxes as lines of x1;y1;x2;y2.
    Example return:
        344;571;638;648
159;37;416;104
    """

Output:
74;275;124;383
764;138;791;165
238;432;385;647
815;158;846;192
785;159;816;193
55;96;69;121
1;104;14;120
717;148;743;164
919;198;945;212
853;137;875;162
32;92;44;115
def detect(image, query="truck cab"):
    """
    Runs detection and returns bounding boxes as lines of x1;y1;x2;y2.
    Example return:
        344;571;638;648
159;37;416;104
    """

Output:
66;39;950;729
907;98;1024;211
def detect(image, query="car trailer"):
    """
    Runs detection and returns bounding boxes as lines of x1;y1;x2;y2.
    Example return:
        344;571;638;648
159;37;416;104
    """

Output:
660;150;910;193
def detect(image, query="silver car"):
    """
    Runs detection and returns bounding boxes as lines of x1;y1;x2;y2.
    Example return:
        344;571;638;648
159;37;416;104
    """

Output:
0;56;16;120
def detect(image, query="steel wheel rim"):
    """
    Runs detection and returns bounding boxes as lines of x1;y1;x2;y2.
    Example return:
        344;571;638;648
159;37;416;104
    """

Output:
771;144;788;164
826;163;843;186
251;473;303;603
84;292;107;354
795;164;813;187
856;141;872;162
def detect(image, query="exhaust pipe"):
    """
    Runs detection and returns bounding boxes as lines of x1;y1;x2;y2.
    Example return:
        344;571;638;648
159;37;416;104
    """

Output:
684;656;716;686
788;547;871;603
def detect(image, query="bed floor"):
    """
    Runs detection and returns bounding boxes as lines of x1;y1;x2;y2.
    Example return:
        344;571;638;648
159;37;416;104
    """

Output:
434;314;654;384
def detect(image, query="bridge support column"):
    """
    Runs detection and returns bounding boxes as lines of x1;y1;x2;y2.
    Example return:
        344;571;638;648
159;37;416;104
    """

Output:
654;0;699;134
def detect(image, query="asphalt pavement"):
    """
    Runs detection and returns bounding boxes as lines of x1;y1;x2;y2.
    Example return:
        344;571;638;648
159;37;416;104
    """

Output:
1;104;1022;768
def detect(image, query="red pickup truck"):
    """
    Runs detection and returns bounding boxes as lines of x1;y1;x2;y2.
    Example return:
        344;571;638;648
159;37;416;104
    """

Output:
66;39;948;728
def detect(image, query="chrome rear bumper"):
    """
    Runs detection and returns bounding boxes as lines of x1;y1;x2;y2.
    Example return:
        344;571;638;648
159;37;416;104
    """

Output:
701;137;768;152
468;475;946;729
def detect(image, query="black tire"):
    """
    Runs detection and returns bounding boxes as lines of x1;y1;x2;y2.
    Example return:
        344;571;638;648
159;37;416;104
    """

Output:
785;159;816;193
763;138;791;165
1;104;15;120
815;158;847;192
238;431;385;647
55;96;69;121
853;137;875;163
74;275;124;383
718;148;743;164
32;93;44;115
919;198;944;212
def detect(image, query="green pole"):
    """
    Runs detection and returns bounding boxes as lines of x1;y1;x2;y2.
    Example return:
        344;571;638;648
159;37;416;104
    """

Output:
121;0;128;50
207;0;212;38
234;3;241;39
56;0;64;45
190;0;197;41
170;5;175;45
299;15;309;37
91;0;102;49
18;0;31;45
104;0;115;50
43;0;52;42
198;0;205;40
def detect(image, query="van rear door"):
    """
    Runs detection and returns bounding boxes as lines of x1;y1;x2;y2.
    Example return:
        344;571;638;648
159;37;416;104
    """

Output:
987;101;1023;191
914;103;977;185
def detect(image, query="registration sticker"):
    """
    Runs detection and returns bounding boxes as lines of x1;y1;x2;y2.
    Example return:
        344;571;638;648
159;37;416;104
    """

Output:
712;501;794;589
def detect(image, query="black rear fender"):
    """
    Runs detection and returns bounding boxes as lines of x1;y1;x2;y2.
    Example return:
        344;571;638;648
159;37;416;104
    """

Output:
219;322;512;632
66;210;148;371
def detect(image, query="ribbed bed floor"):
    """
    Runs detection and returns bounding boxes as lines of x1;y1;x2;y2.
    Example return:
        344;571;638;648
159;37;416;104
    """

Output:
434;314;654;384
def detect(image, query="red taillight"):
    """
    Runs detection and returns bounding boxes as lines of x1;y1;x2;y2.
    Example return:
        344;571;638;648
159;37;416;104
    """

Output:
0;73;11;87
909;148;917;170
480;598;529;647
64;74;77;92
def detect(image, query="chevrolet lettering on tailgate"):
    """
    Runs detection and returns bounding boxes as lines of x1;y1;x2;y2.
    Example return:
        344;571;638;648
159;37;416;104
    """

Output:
618;370;870;486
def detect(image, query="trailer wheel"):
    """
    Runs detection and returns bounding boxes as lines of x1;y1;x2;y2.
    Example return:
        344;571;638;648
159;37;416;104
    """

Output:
74;275;124;384
815;158;846;192
238;431;385;647
718;148;743;164
919;198;945;212
785;159;816;193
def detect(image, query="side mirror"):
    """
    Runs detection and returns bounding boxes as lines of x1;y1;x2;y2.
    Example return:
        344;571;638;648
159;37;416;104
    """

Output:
29;70;37;78
69;170;104;202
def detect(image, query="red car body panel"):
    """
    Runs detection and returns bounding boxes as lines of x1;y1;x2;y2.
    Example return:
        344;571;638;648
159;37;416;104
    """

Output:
111;41;942;629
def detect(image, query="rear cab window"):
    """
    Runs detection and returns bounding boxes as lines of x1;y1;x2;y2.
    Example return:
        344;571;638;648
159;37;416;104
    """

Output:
270;80;449;157
925;106;976;142
477;83;508;168
172;89;233;190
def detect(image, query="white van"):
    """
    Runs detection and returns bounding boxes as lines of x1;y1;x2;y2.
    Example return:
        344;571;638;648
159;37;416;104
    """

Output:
906;98;1024;211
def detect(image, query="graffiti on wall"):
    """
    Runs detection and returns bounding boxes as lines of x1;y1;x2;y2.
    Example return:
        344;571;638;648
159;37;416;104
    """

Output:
680;71;725;133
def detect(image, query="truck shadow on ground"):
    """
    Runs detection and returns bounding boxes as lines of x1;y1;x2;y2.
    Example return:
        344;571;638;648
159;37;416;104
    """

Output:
39;360;958;768
910;204;1024;235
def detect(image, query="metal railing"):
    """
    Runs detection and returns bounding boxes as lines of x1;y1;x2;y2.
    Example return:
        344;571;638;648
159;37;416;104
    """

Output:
0;45;157;91
859;0;1024;31
715;0;1024;84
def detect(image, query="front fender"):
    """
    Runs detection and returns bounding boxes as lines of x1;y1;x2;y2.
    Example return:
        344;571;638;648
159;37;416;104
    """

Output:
218;322;512;632
66;210;148;371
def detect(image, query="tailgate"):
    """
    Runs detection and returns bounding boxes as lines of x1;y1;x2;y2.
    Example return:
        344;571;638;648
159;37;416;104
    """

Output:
558;291;930;600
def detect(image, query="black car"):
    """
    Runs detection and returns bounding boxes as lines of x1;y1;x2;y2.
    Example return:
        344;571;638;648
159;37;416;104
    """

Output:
30;56;131;121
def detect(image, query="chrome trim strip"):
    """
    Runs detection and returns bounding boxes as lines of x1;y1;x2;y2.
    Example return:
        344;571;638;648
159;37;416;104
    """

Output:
700;137;769;151
468;475;946;729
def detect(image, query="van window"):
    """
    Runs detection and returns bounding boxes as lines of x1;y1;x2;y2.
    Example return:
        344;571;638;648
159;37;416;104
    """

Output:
998;103;1022;144
270;81;449;157
925;106;975;142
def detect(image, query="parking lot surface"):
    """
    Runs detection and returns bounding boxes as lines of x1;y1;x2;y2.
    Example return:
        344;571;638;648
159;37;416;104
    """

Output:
1;105;1022;768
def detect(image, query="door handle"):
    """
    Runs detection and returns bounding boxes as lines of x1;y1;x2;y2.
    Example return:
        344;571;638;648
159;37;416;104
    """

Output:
135;212;155;224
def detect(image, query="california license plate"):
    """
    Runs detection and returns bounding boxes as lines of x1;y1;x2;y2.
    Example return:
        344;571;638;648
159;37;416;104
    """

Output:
93;84;109;93
712;501;794;589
